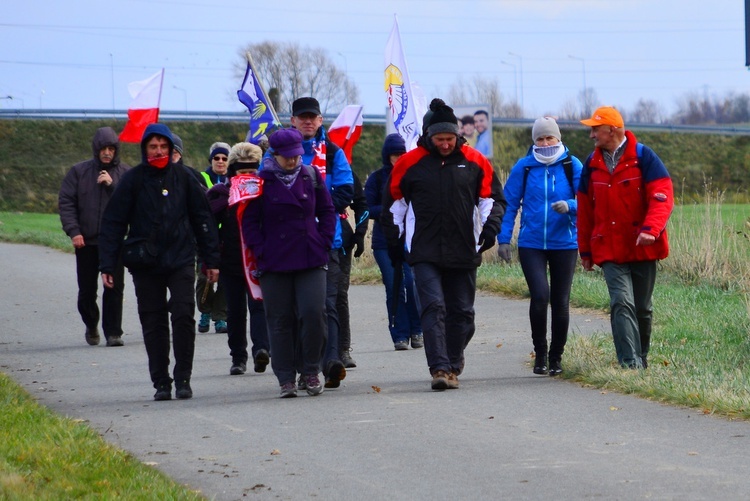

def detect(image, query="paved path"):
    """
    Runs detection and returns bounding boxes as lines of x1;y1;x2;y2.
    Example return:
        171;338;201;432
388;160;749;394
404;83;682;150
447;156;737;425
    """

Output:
1;243;748;500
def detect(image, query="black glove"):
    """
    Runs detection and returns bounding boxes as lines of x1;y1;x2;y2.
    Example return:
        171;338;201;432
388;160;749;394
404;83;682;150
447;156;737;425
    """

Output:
477;228;496;253
497;243;512;263
388;243;404;267
352;233;365;258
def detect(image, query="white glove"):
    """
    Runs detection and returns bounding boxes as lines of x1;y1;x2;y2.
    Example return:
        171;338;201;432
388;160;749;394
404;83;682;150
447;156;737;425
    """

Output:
551;200;569;214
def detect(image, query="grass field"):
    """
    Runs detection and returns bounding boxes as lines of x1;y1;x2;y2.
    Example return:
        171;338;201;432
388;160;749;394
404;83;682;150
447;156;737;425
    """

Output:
0;205;748;496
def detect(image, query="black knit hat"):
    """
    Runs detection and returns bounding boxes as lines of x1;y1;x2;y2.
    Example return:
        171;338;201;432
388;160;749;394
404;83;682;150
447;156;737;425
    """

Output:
426;98;460;138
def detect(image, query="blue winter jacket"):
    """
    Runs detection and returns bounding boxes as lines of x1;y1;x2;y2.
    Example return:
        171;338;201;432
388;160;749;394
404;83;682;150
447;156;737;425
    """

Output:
498;145;582;250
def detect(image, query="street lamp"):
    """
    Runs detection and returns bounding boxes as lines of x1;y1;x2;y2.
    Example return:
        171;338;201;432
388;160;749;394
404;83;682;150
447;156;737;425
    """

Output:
500;60;518;105
508;52;524;115
568;55;588;116
173;85;187;112
337;52;350;103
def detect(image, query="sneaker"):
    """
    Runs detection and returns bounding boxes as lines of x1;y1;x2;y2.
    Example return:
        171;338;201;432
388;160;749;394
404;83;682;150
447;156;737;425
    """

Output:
446;371;460;389
324;360;346;389
410;334;424;349
85;327;100;346
304;374;323;396
548;361;563;377
297;374;307;391
394;340;409;351
106;335;124;347
175;380;193;399
198;313;210;333
340;350;357;369
214;320;228;333
280;382;297;398
533;353;548;375
153;382;172;401
253;349;270;373
230;361;247;375
431;370;449;391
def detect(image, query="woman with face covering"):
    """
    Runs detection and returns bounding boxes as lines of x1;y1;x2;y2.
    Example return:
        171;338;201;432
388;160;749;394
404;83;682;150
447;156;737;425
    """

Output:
240;128;337;398
496;117;583;377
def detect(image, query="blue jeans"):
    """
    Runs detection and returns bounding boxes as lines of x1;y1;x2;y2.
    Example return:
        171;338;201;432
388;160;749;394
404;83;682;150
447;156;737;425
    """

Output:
412;263;476;375
518;247;578;362
373;249;422;343
601;261;656;368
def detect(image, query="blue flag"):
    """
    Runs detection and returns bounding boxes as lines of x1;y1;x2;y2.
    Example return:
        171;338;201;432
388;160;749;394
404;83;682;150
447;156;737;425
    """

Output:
237;59;281;143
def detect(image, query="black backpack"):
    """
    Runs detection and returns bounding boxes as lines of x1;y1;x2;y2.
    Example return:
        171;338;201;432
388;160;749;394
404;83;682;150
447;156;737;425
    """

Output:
520;157;574;206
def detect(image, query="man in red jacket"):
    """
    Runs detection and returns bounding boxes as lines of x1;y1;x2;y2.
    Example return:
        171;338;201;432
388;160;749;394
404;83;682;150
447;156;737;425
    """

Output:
577;106;674;369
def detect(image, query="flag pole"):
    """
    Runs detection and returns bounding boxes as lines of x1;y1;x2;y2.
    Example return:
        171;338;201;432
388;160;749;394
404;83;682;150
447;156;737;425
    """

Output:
156;68;165;122
245;52;281;127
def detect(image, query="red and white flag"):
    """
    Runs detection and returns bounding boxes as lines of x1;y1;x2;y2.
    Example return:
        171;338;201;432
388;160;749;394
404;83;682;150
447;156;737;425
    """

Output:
119;69;164;143
327;105;364;164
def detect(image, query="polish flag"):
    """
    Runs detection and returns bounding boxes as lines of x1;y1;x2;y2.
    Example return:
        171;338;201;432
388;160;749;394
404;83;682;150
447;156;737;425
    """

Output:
119;69;164;143
327;105;364;164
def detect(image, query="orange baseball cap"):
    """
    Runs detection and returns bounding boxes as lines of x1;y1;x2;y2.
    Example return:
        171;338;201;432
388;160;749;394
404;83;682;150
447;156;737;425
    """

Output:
580;106;624;128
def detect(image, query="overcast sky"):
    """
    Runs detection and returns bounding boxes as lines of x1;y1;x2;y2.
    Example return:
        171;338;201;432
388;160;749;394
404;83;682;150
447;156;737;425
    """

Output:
2;0;747;120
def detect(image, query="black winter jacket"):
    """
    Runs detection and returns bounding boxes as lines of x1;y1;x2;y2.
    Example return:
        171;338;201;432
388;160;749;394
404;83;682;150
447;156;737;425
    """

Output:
58;127;130;245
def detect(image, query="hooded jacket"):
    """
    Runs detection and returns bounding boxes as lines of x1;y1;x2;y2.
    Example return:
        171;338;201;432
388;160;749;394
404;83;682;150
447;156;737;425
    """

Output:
499;145;582;250
98;123;220;274
381;137;507;268
577;130;674;265
58;127;130;245
364;133;406;250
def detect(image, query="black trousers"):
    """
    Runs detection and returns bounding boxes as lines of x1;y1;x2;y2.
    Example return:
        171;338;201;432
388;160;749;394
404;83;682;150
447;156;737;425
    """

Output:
75;244;124;339
131;265;196;387
221;272;269;364
518;247;578;362
336;247;352;354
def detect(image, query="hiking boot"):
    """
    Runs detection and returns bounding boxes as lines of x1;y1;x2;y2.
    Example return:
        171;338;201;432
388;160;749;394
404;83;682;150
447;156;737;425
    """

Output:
280;382;297;398
198;313;210;333
641;355;648;369
446;371;460;389
533;353;548;375
340;350;357;369
230;361;247;375
153;382;172;401
106;335;124;347
253;349;270;373
175;380;193;399
324;360;346;389
304;374;323;396
85;327;100;346
214;320;228;333
549;360;563;376
431;370;449;391
410;334;424;349
394;340;409;351
297;374;307;391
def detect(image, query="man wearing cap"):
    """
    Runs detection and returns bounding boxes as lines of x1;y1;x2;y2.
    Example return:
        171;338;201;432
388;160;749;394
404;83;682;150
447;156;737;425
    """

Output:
59;127;130;347
171;133;204;184
195;141;231;334
381;98;506;391
288;96;354;389
99;123;220;401
577;106;674;369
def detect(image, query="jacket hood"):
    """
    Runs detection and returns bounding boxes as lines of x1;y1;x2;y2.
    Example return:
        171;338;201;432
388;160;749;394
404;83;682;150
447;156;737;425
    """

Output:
140;123;174;163
92;127;121;167
381;133;406;166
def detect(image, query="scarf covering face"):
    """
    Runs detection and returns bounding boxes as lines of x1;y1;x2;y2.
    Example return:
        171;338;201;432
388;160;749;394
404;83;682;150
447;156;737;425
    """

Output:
532;142;565;165
265;156;302;187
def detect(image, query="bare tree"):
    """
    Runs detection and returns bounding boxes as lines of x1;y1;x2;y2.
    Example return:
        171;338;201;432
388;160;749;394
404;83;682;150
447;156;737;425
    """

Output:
629;98;666;124
236;41;359;115
447;75;507;117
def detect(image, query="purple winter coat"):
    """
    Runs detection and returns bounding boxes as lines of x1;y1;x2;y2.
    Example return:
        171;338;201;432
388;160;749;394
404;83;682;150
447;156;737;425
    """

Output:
241;164;336;273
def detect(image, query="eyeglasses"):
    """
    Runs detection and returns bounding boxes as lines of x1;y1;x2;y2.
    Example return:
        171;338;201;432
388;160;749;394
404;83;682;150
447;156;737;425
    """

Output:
213;156;228;162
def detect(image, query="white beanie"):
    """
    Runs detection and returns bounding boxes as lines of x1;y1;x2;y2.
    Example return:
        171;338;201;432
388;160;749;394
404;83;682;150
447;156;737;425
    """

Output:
531;117;561;142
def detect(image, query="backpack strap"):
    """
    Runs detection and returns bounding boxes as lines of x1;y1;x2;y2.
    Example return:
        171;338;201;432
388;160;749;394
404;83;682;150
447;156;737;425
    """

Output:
520;156;575;206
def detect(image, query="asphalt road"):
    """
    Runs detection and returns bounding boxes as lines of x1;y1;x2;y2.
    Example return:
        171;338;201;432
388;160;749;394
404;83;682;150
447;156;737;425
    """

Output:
1;242;748;500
